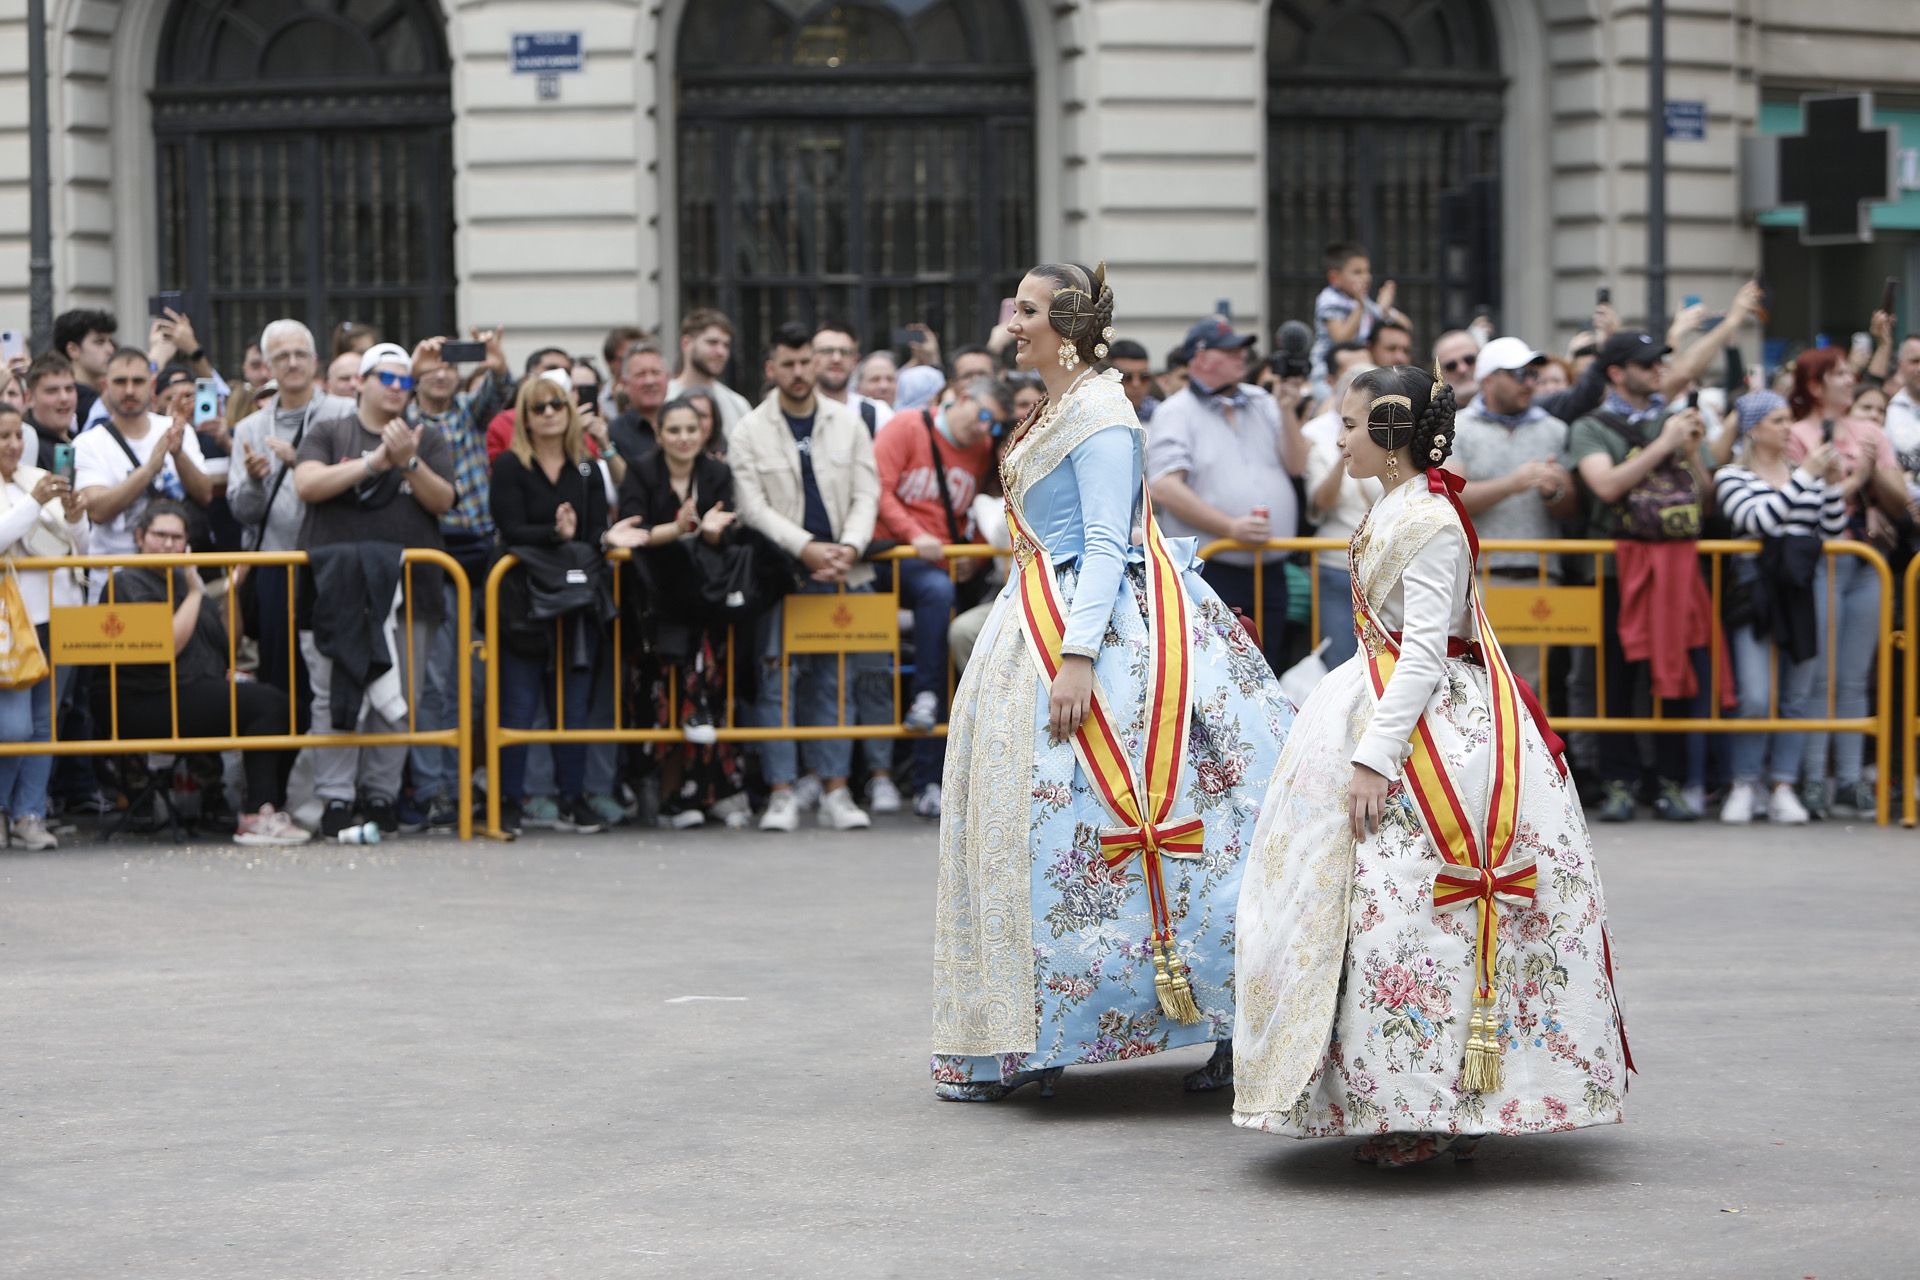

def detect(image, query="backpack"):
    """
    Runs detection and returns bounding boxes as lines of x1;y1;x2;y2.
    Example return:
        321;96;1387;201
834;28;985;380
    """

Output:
1592;411;1700;541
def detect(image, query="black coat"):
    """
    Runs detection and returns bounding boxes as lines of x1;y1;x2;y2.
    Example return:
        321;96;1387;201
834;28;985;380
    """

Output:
309;542;406;731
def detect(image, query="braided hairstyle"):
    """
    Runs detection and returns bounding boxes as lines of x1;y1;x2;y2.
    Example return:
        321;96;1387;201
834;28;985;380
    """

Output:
1030;261;1117;365
1348;363;1459;468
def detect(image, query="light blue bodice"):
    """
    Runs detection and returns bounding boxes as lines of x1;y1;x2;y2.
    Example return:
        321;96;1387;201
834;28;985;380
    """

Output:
1021;424;1142;656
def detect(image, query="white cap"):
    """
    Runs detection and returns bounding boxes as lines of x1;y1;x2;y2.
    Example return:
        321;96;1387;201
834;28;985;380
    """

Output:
357;342;414;376
1473;336;1547;383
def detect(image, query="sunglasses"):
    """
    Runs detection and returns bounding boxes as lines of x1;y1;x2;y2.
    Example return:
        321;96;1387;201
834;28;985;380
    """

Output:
1120;370;1154;384
374;371;415;390
530;398;570;415
1497;367;1541;384
1441;357;1473;373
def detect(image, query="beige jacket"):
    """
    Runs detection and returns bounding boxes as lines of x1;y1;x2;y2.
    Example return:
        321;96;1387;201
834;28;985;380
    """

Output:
728;391;880;588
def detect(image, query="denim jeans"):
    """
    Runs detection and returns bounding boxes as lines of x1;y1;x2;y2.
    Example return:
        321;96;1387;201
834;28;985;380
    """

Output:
896;556;957;780
408;580;463;805
0;624;72;821
756;582;859;786
1726;559;1822;785
1803;551;1880;786
1315;563;1358;668
499;619;603;804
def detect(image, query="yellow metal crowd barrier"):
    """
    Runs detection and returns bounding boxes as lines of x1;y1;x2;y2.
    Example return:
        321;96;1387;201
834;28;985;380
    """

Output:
479;544;1003;839
1201;536;1897;826
0;549;473;839
19;537;1906;838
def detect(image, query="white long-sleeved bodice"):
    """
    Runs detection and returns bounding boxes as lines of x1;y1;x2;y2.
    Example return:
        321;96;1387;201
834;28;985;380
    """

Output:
1349;478;1475;780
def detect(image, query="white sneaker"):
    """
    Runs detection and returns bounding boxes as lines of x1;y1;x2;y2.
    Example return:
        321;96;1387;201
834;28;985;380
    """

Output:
666;808;707;830
904;690;940;733
867;775;903;814
913;783;942;819
233;805;312;847
759;790;800;832
711;792;752;830
1681;783;1706;818
9;813;58;850
1768;782;1811;825
1719;781;1757;825
791;774;824;812
819;786;872;830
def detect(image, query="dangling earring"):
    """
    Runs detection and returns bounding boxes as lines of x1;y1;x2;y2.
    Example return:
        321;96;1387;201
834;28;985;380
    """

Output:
1385;451;1399;484
1058;340;1080;370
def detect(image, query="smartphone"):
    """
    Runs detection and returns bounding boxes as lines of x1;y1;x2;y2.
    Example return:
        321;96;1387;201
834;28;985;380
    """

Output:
997;297;1018;327
891;326;920;349
1883;276;1900;317
51;443;74;483
1215;298;1232;319
193;377;221;425
440;339;486;363
0;329;22;363
1596;286;1611;306
148;290;185;319
1683;389;1700;411
1682;294;1702;310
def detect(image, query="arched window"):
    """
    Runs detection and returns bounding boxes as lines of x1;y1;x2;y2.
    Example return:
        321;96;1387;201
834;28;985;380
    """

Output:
677;0;1035;378
1268;0;1504;350
153;0;456;374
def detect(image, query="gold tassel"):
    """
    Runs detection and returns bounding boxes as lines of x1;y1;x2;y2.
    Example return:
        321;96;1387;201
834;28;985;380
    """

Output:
1152;936;1205;1024
1460;994;1504;1094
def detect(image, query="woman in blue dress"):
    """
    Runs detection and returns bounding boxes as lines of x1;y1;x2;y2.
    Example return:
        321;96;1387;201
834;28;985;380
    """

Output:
932;263;1295;1100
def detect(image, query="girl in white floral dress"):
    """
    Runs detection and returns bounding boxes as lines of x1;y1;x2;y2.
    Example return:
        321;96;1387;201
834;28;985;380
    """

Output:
1233;365;1631;1166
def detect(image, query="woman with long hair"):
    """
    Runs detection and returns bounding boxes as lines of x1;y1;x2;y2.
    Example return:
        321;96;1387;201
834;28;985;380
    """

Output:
1784;348;1906;818
617;395;749;828
1233;365;1628;1166
931;263;1293;1101
1712;391;1849;825
490;373;648;835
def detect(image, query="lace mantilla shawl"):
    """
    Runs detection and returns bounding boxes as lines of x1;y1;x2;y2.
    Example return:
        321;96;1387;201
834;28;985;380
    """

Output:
1349;485;1461;652
932;368;1142;1056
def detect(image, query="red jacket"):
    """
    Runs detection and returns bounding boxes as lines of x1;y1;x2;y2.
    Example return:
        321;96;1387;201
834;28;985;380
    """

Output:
1615;540;1735;706
873;409;994;544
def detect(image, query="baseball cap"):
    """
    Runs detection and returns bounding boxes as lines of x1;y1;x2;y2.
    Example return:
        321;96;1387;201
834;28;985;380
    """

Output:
1596;331;1671;370
152;363;195;396
1473;336;1547;382
357;341;413;376
1183;316;1257;359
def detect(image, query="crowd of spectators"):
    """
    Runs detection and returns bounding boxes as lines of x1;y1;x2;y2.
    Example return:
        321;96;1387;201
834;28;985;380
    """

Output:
0;244;1911;847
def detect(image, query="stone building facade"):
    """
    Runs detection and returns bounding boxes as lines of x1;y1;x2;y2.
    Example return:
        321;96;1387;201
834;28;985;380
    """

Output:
1;0;1915;374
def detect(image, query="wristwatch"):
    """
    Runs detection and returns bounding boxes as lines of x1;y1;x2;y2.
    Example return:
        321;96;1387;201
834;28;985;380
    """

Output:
180;347;203;363
405;455;421;473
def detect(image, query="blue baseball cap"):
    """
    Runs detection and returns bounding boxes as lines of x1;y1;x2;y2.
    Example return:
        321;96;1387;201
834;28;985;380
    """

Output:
1183;316;1256;359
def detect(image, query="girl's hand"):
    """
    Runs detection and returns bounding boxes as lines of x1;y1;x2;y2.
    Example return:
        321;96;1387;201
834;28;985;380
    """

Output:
30;472;67;506
1348;763;1390;842
602;515;650;550
1048;654;1094;743
698;501;737;542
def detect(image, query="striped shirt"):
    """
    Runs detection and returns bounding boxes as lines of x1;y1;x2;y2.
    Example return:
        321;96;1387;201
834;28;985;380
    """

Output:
1713;464;1847;540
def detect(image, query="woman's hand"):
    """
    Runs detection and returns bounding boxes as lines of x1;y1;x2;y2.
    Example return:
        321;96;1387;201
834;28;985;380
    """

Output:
602;515;649;550
1348;763;1390;842
1048;654;1094;744
1802;442;1838;479
676;494;699;535
60;488;84;524
554;501;578;541
30;472;67;506
698;500;737;544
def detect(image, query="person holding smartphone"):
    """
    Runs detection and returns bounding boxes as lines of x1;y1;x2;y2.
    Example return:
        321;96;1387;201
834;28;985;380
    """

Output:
0;404;88;850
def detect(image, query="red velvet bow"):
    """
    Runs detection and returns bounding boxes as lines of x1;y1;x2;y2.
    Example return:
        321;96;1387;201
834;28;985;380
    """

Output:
1425;466;1479;563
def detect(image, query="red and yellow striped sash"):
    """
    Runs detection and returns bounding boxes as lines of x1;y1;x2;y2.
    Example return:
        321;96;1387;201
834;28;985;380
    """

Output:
1005;467;1205;1024
1352;468;1533;1091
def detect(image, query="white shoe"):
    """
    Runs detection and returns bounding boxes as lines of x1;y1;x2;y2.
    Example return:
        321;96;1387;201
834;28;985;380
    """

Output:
666;808;707;830
791;774;824;812
233;805;312;847
711;792;752;830
759;790;800;832
1719;782;1757;825
903;690;939;733
1681;783;1706;818
1768;782;1811;825
913;783;941;820
819;786;872;830
9;813;58;850
867;775;903;814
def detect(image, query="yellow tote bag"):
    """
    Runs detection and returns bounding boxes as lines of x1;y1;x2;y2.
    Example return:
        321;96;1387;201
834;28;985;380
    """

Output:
0;563;48;689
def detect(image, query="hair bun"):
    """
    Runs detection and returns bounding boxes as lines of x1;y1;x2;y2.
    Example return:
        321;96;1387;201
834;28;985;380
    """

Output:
1417;376;1458;466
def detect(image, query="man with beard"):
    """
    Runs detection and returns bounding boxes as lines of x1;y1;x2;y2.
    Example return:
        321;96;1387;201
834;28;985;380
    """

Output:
813;322;892;434
668;309;753;436
730;322;879;834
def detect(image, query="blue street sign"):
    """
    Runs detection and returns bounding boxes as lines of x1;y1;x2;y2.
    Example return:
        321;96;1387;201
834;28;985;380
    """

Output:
1666;100;1707;142
512;32;583;75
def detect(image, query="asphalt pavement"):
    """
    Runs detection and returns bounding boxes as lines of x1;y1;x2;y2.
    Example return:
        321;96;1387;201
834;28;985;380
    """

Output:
3;814;1916;1278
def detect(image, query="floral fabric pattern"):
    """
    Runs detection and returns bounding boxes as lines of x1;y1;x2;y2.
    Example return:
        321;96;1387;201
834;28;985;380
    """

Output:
933;559;1294;1087
1233;488;1628;1140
